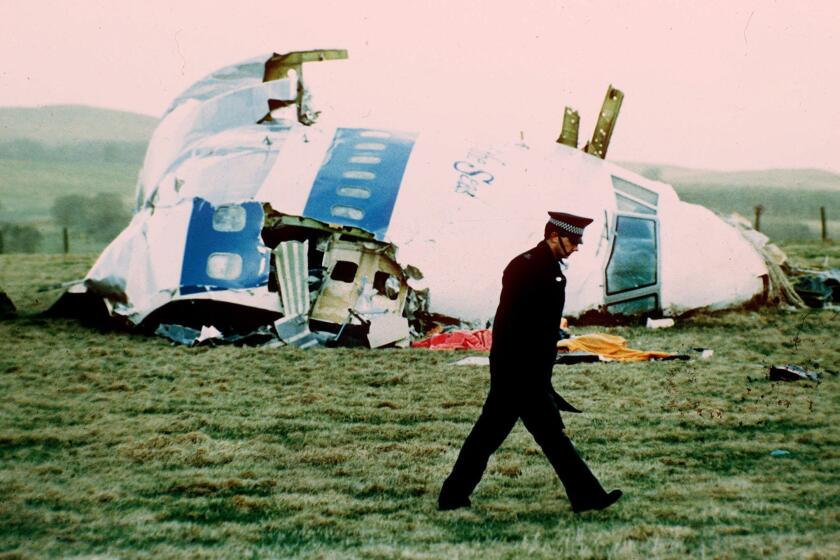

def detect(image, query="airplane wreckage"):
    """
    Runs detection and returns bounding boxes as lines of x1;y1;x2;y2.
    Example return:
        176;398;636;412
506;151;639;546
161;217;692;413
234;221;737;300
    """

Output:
54;50;803;348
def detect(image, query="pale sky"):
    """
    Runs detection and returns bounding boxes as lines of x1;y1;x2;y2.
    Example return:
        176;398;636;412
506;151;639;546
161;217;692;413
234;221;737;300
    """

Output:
1;0;838;172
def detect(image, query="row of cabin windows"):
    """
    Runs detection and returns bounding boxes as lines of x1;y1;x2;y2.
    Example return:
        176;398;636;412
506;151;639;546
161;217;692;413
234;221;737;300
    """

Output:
330;140;389;221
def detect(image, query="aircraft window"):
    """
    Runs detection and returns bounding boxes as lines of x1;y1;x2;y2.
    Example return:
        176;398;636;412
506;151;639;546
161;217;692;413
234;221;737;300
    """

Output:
212;204;247;232
355;142;386;151
206;252;243;280
607;295;658;315
615;193;656;215
342;170;376;180
374;271;401;300
611;176;658;207
331;260;358;283
331;205;365;220
606;216;657;294
349;155;381;164
359;131;391;138
337;186;371;199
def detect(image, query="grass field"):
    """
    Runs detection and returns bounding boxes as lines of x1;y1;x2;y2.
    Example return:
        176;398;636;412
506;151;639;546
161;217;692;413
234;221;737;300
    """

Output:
670;186;840;242
1;244;838;559
0;106;150;254
0;158;139;221
0;157;140;254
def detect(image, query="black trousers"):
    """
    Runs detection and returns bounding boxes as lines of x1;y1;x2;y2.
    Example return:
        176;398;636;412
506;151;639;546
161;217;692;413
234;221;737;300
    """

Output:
439;379;609;509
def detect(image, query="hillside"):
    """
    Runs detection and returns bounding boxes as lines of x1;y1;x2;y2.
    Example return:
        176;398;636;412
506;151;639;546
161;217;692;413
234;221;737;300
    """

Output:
619;162;840;240
0;106;155;253
0;159;140;222
0;105;158;144
620;162;840;191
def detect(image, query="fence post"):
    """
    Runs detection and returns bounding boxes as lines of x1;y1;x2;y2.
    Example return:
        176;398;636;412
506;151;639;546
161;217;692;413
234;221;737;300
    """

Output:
820;207;827;241
754;205;763;232
63;227;69;254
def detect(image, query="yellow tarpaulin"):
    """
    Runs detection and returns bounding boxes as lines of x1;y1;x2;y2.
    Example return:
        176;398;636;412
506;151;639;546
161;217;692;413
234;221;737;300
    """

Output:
557;333;676;362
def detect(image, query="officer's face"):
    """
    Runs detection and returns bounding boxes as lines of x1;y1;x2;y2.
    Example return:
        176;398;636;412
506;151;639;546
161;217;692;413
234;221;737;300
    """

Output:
548;233;579;259
561;236;580;256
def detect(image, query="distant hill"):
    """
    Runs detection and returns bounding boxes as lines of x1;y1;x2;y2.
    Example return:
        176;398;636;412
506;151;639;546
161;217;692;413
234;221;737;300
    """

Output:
0;106;156;252
619;162;840;191
619;161;840;241
0;105;157;166
0;105;158;144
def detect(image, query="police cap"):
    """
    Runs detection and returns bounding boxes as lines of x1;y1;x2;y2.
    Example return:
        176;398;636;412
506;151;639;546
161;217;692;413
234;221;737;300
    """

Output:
547;211;594;244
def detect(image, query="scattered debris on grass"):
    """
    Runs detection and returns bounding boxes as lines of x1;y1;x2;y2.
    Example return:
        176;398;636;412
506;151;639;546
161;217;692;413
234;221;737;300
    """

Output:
691;348;715;360
451;356;490;366
557;333;683;362
768;364;821;382
0;287;15;319
792;269;840;307
412;329;492;351
555;351;603;364
155;323;276;347
155;323;201;346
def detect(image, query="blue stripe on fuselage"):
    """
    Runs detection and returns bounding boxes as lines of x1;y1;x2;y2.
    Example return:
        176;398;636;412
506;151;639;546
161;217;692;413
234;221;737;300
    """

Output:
303;128;416;240
180;198;270;295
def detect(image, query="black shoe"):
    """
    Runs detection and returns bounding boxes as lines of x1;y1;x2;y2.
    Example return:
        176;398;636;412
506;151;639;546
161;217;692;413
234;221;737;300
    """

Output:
438;496;471;511
572;489;623;513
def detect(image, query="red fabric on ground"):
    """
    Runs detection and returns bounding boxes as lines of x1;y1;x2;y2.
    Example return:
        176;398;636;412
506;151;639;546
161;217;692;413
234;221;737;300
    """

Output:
411;329;493;351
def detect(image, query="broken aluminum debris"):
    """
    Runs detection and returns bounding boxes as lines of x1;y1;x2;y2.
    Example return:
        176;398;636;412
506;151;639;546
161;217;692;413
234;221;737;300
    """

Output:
768;364;821;382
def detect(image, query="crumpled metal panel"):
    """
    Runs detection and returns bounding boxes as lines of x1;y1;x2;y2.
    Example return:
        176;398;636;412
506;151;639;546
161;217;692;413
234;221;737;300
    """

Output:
138;78;295;210
274;240;310;316
164;54;271;116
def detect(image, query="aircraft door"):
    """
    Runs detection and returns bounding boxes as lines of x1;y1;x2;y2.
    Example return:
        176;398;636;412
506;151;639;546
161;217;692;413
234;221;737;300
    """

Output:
604;176;662;315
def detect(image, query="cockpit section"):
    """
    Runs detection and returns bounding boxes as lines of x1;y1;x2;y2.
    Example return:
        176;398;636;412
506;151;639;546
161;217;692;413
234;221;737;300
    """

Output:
604;175;661;316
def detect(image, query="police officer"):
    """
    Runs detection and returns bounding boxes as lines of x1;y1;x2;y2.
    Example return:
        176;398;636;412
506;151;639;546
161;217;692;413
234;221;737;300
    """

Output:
438;211;622;513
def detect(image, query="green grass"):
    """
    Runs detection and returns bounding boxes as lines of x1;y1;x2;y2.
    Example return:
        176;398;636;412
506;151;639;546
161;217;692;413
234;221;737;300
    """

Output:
1;244;839;558
0;105;152;254
0;159;138;222
0;158;140;253
672;185;840;241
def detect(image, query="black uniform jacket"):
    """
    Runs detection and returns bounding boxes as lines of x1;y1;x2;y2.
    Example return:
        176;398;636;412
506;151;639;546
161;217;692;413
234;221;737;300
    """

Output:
490;240;565;391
